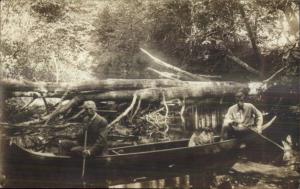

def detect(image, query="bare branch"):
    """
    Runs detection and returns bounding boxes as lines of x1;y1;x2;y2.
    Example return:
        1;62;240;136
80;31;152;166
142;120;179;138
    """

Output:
141;48;209;81
107;93;138;130
263;66;289;84
226;55;261;75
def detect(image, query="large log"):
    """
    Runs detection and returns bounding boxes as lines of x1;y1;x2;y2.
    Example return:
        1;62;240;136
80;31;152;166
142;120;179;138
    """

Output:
1;79;185;93
6;81;251;100
57;82;247;102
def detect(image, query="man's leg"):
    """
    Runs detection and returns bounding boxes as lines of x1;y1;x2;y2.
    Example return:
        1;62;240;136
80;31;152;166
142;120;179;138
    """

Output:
59;140;79;155
220;124;233;140
231;126;250;139
70;146;84;157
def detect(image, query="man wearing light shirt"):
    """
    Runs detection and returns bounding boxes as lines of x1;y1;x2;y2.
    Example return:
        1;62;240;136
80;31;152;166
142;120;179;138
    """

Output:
220;91;263;140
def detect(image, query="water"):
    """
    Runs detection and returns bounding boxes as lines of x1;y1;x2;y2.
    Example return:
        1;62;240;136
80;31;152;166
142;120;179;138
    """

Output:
2;136;299;188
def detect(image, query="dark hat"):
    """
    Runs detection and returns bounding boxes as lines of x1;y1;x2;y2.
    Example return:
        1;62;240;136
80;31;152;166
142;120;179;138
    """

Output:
235;91;246;101
80;101;97;110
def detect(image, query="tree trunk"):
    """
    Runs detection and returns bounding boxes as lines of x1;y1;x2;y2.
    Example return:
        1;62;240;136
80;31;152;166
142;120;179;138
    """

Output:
5;80;251;100
238;2;265;78
1;79;185;93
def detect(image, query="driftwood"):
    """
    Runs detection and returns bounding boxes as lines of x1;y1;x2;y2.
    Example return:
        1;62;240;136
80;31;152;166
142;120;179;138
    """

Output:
232;161;299;178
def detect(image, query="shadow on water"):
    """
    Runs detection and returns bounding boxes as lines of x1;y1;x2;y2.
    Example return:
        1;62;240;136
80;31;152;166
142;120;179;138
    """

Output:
2;144;240;188
3;142;299;188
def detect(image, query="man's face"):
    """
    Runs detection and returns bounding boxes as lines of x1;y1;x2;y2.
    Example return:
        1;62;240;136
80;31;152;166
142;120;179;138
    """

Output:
85;107;95;116
237;98;244;108
195;130;201;135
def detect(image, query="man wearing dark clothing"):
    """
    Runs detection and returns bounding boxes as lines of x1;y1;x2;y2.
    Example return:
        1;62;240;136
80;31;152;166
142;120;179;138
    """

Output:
60;101;108;157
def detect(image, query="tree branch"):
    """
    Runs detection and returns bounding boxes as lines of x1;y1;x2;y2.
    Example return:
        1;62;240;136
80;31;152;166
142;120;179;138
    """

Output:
226;55;261;75
263;65;289;84
107;93;138;130
147;67;181;81
141;48;209;81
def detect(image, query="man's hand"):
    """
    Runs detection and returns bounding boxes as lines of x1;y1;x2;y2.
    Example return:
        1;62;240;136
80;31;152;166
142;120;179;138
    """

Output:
257;126;262;134
82;150;91;157
231;121;239;127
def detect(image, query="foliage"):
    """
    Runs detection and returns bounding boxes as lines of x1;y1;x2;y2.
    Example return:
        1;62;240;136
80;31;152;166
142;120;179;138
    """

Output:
92;0;299;81
0;0;97;82
0;0;299;82
31;0;66;22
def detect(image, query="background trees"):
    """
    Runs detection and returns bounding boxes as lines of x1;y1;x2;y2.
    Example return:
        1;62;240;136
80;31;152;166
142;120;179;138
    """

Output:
0;0;298;82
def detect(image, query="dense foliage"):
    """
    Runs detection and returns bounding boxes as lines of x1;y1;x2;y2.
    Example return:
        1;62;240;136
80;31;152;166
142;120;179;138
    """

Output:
0;0;299;82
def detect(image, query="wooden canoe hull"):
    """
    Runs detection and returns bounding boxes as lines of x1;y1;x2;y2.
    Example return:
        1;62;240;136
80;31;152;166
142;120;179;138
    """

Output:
3;138;243;177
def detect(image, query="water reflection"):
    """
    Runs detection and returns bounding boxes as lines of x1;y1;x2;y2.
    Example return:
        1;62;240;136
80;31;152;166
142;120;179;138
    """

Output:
2;149;299;188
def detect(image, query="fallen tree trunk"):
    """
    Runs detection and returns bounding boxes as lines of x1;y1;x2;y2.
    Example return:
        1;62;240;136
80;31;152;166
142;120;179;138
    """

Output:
7;81;250;99
1;79;185;93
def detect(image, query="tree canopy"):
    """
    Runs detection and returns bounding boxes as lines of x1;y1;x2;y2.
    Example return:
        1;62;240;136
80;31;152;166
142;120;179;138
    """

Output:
0;0;299;83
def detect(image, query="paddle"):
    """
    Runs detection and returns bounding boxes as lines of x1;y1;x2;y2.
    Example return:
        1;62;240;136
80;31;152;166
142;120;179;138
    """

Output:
81;130;88;179
240;116;284;151
247;127;284;151
81;113;97;179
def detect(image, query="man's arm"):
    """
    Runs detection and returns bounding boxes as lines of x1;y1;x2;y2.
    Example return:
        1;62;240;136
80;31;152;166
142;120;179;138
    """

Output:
188;134;196;147
251;104;263;133
89;117;108;156
89;134;107;156
223;106;236;126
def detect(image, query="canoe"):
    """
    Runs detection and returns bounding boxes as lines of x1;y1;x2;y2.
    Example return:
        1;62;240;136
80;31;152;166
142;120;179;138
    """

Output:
5;138;241;171
3;116;277;177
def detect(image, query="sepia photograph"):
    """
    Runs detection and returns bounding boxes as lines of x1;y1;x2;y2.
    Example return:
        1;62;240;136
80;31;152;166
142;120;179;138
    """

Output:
0;0;299;188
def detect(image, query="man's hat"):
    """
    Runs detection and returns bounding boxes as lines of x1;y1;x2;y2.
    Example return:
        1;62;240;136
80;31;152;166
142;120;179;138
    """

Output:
81;101;97;111
235;91;246;101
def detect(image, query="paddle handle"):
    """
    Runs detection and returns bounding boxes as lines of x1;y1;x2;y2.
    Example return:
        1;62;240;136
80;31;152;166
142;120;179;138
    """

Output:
81;130;88;178
248;128;284;151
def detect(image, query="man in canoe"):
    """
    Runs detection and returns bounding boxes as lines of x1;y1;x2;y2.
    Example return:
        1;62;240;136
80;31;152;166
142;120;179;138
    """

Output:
59;100;109;157
220;91;263;140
